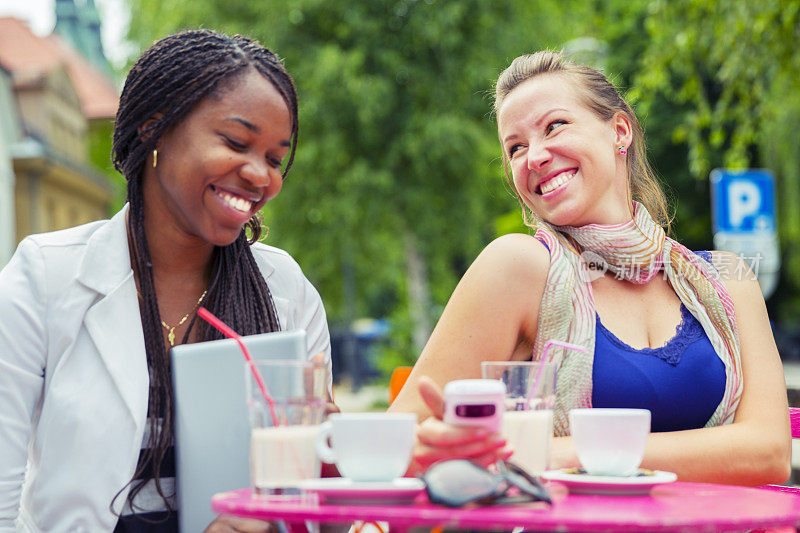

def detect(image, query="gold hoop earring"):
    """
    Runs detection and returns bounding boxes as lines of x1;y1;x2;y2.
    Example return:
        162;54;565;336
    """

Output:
153;149;158;168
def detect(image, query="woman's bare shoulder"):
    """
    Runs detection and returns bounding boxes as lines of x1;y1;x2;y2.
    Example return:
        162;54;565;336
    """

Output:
475;233;551;280
446;233;551;333
452;234;552;333
704;250;766;310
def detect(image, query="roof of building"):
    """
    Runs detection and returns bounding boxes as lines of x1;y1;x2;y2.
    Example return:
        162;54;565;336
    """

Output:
55;0;113;78
0;17;118;119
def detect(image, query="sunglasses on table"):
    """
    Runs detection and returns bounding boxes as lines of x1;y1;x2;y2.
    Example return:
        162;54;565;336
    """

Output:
422;460;552;508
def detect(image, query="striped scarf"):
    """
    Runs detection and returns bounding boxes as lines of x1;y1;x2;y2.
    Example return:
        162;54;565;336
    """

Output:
532;202;742;436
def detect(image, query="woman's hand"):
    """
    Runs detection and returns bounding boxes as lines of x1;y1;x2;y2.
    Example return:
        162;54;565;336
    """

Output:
325;400;340;418
203;514;273;532
320;387;342;478
310;351;340;419
406;376;512;476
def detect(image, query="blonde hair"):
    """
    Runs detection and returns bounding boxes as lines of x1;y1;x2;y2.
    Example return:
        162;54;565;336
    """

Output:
494;51;670;231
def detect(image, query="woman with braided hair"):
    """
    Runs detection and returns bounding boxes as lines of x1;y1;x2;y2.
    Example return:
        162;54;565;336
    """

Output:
390;51;790;485
0;30;332;532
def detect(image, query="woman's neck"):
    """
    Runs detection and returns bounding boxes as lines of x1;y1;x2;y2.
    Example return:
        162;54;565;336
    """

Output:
136;208;216;288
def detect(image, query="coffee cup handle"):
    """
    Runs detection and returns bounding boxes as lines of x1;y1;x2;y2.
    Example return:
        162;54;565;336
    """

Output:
315;421;338;464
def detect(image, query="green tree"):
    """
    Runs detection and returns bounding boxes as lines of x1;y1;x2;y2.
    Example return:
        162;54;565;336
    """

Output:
125;0;800;367
125;0;572;368
630;0;800;324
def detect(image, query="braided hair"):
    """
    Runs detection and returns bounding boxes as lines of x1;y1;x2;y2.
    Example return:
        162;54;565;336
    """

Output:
111;29;299;514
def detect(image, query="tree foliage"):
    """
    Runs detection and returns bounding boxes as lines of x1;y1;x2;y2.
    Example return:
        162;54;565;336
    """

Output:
125;0;582;364
124;0;800;366
630;0;800;323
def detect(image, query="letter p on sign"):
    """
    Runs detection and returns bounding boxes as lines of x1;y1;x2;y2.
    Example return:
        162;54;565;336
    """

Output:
728;180;761;228
711;168;775;234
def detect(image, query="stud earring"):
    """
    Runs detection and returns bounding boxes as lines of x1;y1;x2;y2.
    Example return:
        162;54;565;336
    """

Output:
617;145;627;155
153;149;158;168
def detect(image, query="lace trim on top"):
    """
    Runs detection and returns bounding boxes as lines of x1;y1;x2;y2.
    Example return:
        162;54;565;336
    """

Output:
595;303;705;366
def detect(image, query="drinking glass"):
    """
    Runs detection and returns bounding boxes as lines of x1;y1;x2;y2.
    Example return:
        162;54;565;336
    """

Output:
481;361;557;476
246;359;327;496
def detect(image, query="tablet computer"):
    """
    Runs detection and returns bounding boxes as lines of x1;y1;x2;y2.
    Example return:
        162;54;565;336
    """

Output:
170;330;307;533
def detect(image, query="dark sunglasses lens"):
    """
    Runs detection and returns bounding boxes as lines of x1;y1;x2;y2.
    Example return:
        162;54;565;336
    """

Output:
424;460;501;507
504;463;552;504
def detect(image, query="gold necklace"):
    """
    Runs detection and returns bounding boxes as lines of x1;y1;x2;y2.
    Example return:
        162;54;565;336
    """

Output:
161;290;208;346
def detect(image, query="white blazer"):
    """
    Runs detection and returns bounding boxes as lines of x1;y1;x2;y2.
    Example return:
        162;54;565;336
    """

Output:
0;206;331;532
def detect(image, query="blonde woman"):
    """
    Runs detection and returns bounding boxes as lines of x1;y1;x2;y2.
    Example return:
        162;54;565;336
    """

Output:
391;51;790;486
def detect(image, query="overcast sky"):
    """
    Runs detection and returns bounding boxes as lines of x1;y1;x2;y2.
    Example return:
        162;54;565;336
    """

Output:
0;0;132;68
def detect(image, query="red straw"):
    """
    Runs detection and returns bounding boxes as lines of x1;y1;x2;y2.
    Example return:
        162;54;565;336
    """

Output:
197;307;280;426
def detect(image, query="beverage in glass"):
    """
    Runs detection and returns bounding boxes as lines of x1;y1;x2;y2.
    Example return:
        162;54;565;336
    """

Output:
481;361;557;475
246;359;327;495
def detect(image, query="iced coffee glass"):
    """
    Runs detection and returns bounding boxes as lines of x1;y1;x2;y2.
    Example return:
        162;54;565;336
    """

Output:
246;359;327;496
481;361;557;476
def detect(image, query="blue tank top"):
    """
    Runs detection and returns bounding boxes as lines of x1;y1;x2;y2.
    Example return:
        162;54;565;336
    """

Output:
533;239;726;432
592;300;726;432
591;251;725;431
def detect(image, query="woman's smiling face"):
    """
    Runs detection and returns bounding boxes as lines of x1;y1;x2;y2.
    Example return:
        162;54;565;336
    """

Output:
497;73;631;227
143;68;292;247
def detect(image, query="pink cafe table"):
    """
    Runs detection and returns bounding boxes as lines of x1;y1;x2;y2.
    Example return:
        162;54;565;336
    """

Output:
212;481;800;532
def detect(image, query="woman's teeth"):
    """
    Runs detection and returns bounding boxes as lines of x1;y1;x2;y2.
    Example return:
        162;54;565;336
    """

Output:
217;190;253;212
540;170;576;195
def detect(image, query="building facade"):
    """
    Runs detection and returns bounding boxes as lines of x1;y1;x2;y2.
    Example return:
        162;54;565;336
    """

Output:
0;16;118;266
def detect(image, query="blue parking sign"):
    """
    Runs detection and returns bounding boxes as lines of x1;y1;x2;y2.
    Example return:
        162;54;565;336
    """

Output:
710;169;777;234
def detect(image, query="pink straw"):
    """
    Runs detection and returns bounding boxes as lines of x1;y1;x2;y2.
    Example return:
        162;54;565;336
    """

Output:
197;307;280;426
524;340;588;410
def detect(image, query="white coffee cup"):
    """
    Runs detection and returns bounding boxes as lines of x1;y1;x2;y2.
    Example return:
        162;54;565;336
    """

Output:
569;408;651;477
315;412;417;481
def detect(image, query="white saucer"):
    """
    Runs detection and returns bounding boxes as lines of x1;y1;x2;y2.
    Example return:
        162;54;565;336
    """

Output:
298;477;426;505
541;468;677;495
